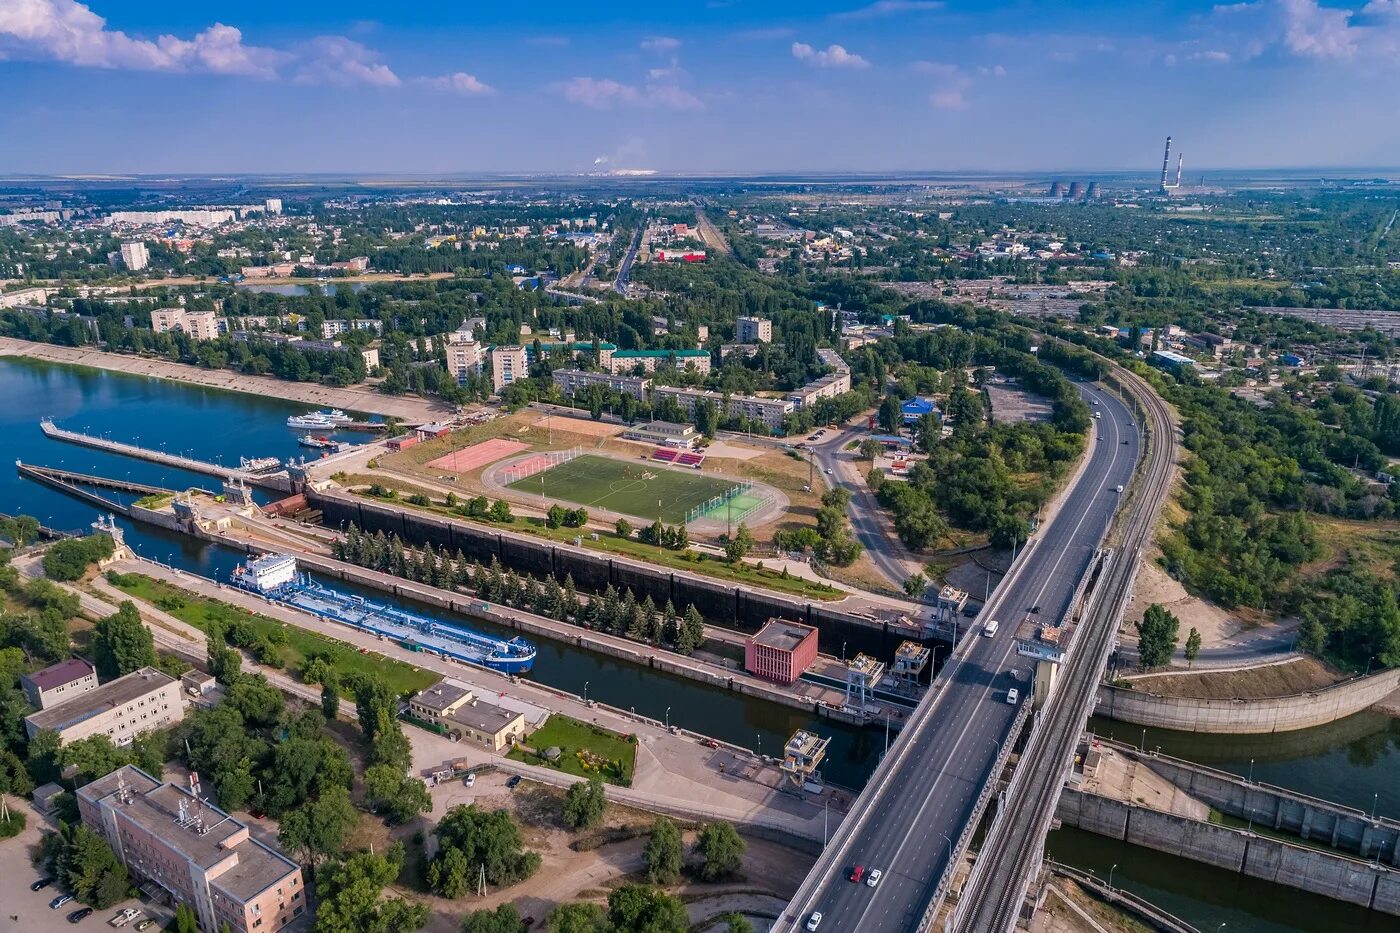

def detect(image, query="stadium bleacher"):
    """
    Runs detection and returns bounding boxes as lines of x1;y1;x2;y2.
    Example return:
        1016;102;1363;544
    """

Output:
651;448;679;463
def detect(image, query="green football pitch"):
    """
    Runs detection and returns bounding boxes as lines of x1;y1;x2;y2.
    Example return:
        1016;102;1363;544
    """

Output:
506;454;741;524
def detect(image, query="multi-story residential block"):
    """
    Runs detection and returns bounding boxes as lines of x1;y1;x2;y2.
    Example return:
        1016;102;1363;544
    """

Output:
78;766;305;933
448;340;487;385
320;319;383;338
490;345;527;393
20;657;98;710
264;198;282;215
552;368;651;401
528;341;616;369
787;371;852;408
119;241;149;271
608;348;711;375
650;385;794;433
736;316;772;344
150;308;224;341
24;667;183;745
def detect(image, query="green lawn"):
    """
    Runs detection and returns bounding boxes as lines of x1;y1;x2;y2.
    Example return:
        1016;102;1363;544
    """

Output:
507;454;740;524
108;573;439;697
507;714;637;786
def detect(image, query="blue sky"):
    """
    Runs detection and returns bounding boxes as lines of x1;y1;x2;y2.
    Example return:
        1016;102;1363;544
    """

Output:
1;0;1398;174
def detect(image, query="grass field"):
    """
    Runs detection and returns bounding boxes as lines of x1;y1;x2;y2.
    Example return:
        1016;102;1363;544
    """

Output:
507;714;637;786
507;454;740;524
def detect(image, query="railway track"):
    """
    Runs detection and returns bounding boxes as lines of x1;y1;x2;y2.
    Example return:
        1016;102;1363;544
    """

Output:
952;365;1176;932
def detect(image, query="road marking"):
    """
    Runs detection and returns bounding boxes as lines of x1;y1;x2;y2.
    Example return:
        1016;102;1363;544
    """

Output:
831;393;1135;932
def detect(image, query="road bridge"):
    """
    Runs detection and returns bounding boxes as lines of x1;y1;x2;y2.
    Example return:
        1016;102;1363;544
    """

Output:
778;379;1145;932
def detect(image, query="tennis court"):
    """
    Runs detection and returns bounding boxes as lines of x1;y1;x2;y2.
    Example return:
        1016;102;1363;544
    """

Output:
427;438;529;472
505;453;740;524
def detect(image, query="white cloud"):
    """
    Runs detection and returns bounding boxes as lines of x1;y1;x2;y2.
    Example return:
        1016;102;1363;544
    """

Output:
641;36;681;53
0;0;280;77
293;36;399;87
1189;49;1232;62
1203;0;1400;62
833;1;944;20
912;60;973;109
421;71;494;95
792;41;871;68
977;63;1008;76
930;88;967;109
557;74;701;110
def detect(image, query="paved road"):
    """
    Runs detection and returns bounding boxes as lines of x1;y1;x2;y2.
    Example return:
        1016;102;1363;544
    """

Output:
780;385;1140;933
613;222;642;294
807;425;913;589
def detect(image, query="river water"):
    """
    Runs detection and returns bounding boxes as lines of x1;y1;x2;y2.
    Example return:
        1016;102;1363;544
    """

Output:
5;355;1398;929
0;355;881;786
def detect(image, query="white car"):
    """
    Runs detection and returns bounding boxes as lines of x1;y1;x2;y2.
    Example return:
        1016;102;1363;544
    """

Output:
983;619;999;637
1007;688;1020;705
825;468;833;475
807;911;823;931
464;773;476;788
866;868;883;888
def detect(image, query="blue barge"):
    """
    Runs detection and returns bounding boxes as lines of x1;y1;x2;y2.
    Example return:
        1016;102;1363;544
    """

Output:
230;554;536;674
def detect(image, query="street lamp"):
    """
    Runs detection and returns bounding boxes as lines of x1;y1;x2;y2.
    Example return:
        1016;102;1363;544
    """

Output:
583;681;589;704
1140;727;1147;751
940;832;953;864
1108;863;1118;890
1248;758;1255;783
756;734;763;759
665;706;671;729
842;641;848;662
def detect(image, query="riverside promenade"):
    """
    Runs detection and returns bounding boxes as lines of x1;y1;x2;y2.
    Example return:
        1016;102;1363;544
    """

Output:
0;336;451;422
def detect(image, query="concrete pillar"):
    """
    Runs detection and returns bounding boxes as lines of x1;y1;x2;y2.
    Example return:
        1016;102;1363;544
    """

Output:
1034;659;1057;708
1300;808;1314;842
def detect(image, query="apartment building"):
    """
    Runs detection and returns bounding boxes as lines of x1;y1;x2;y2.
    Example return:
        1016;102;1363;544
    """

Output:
78;766;304;933
448;339;487;385
552;368;651;400
24;667;184;745
490;345;528;393
119;241;149;271
650;385;794;433
528;340;616;369
320;319;383;338
20;657;97;710
787;371;852;408
608;348;711;375
151;308;224;341
737;316;773;344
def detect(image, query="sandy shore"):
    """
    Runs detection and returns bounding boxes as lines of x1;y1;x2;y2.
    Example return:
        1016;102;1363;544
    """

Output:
0;336;449;422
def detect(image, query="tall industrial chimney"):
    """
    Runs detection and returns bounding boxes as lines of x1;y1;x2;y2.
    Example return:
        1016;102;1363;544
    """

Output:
1160;136;1173;193
1175;154;1184;188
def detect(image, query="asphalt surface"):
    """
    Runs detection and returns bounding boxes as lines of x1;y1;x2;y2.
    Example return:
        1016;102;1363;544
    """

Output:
781;385;1141;933
808;427;913;588
613;223;642;294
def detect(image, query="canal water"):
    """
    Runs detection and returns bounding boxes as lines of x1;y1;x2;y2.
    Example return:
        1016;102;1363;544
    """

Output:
0;355;881;786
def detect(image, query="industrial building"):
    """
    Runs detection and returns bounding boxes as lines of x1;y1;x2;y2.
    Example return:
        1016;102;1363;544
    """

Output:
745;619;819;685
24;667;184;745
1150;349;1194;371
78;766;305;933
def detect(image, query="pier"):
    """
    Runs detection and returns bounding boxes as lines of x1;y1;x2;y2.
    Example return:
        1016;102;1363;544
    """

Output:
16;461;173;516
40;418;294;491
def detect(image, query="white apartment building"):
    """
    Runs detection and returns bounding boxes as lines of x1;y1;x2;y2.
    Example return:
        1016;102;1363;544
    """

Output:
490;345;527;394
119;241;149;271
787;371;852;408
553;368;651;401
264;198;283;215
651;385;794;433
737;316;773;344
448;340;487;385
321;318;383;338
151;308;224;341
24;667;184;746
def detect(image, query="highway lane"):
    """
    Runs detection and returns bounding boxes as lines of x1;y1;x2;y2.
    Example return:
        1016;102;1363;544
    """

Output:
781;384;1141;933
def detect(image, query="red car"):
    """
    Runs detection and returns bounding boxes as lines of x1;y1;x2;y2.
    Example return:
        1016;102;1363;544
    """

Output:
850;865;865;883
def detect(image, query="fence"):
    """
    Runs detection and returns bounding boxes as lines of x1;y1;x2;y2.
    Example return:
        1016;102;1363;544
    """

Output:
685;480;757;524
498;445;583;485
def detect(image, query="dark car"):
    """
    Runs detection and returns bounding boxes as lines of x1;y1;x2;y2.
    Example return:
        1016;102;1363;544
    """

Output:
506;775;522;789
31;877;55;891
68;906;94;923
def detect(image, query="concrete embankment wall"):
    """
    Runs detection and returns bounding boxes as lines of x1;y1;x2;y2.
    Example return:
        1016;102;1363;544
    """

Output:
1095;668;1400;734
209;533;854;721
1112;744;1400;866
309;488;922;658
1058;788;1400;916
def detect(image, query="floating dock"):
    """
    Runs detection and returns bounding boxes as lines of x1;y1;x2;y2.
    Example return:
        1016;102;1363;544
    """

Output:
231;554;537;674
39;419;293;492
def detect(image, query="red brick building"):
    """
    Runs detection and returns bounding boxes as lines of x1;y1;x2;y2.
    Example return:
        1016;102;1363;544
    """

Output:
744;619;819;685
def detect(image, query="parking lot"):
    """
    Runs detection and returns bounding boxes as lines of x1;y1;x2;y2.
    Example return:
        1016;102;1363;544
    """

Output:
1;799;172;933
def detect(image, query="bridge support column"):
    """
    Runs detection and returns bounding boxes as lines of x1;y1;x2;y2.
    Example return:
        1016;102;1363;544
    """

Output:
1034;659;1058;709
